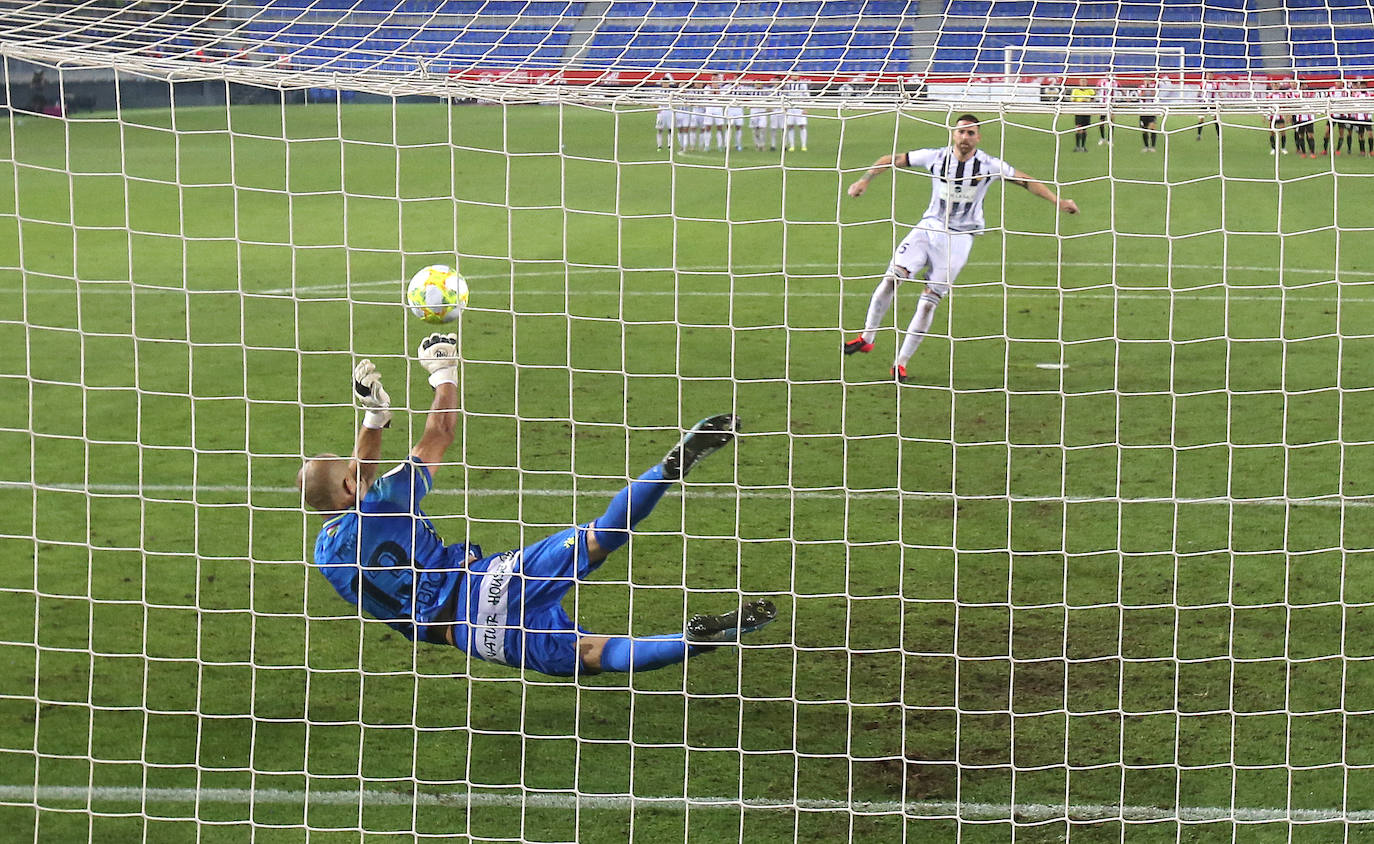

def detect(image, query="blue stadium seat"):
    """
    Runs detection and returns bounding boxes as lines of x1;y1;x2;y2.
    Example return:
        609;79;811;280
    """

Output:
1118;3;1162;22
946;0;991;16
1073;2;1118;19
1289;8;1332;24
1159;4;1201;23
1333;7;1374;25
779;1;823;16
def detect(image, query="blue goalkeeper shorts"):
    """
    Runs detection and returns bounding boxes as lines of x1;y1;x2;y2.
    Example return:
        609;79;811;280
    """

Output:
458;525;600;677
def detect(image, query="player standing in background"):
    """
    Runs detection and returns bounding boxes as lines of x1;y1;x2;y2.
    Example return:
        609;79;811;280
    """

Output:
768;76;787;151
724;76;745;151
784;75;809;151
1293;80;1316;158
655;78;675;151
705;75;727;152
841;115;1079;383
674;92;693;152
1138;78;1159;152
1068;80;1095;152
1330;78;1356;156
1266;80;1289;156
299;337;776;677
748;81;769;150
691;91;710;151
1195;71;1220;140
1357;81;1372;156
1096;74;1116;145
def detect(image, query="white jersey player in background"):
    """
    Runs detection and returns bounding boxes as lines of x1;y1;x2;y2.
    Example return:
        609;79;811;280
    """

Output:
767;76;787;150
1195;71;1220;141
704;76;727;151
843;114;1079;383
748;82;770;150
1095;74;1117;145
691;98;710;151
723;77;745;151
655;82;675;151
784;76;809;151
674;97;693;151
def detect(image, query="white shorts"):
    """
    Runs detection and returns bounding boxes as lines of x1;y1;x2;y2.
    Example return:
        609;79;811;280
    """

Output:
656;109;673;130
891;224;974;296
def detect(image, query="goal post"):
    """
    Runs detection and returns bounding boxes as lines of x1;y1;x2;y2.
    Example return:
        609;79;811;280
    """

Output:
4;2;1374;842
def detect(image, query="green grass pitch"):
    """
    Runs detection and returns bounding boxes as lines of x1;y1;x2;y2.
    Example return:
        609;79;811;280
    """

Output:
3;99;1374;842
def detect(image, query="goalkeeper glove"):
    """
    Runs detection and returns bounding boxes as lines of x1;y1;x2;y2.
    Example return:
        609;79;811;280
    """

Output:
418;332;459;389
353;359;392;429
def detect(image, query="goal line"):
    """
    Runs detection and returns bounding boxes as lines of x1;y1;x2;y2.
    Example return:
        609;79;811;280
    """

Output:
0;784;1364;824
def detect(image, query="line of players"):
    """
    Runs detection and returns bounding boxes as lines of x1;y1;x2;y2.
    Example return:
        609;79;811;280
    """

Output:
655;77;810;153
1266;80;1374;158
1064;76;1374;157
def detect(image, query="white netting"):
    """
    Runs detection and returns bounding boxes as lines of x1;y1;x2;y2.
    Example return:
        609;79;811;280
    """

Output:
4;1;1374;842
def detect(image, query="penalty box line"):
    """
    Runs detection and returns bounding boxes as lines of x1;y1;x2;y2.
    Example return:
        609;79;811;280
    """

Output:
0;784;1368;823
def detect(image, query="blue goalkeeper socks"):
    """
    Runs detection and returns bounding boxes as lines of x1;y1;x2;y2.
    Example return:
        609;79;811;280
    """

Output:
592;463;671;554
598;634;701;673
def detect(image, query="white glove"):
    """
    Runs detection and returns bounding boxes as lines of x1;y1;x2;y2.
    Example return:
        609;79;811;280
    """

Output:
418;333;458;388
352;359;392;429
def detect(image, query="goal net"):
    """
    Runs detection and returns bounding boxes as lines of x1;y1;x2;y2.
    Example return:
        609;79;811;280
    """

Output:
3;1;1373;841
1002;45;1185;79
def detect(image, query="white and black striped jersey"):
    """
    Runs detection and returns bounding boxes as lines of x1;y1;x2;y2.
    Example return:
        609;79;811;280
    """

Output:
903;147;1017;234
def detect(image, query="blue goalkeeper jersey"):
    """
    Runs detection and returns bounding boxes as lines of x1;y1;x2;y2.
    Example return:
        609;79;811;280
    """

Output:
311;457;479;642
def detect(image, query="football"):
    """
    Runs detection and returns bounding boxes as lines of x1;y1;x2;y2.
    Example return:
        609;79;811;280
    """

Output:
405;264;469;324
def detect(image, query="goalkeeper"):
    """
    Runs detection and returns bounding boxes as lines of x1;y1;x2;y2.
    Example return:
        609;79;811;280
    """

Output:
297;333;776;677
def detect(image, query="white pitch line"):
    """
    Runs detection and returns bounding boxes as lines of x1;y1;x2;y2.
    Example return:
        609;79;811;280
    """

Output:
256;258;1374;297
7;259;1368;300
0;480;1368;509
0;784;1365;823
5;286;1363;306
268;286;1360;305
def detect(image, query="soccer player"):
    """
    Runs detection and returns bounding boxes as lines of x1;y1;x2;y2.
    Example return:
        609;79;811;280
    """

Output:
842;115;1080;383
748;82;769;151
784;76;809;151
1138;80;1160;152
655;85;675;151
1266;81;1289;156
674;99;693;152
767;76;787;151
1357;82;1373;156
1068;81;1095;152
723;76;745;151
1195;71;1220;141
1096;74;1116;145
1293;83;1317;159
298;335;776;677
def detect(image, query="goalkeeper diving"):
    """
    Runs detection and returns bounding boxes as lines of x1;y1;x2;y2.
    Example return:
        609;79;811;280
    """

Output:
297;333;776;677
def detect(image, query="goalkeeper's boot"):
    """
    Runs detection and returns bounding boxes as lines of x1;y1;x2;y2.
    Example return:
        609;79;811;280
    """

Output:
843;336;874;355
687;599;777;646
662;414;740;480
891;364;909;384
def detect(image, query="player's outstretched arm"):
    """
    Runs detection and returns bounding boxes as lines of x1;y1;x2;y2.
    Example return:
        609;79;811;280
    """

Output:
847;152;909;197
1010;169;1080;215
348;359;389;494
411;333;460;476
